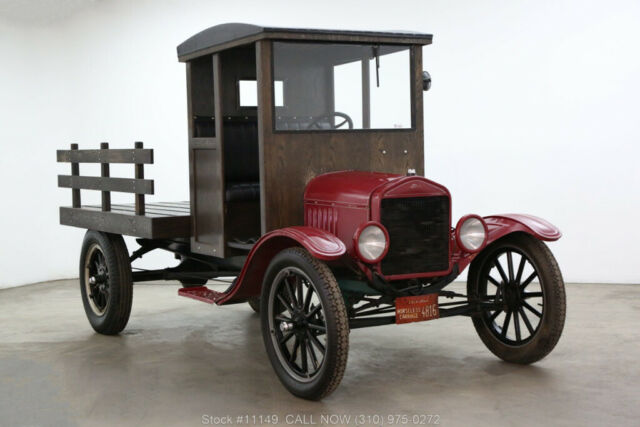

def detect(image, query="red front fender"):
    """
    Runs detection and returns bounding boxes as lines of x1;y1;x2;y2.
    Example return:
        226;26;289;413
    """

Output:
215;226;346;305
484;214;562;244
453;214;561;274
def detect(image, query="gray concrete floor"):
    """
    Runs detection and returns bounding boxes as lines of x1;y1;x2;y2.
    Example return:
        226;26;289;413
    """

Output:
0;280;638;427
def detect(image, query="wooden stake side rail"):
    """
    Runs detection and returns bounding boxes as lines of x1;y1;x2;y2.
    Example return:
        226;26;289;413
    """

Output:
57;175;155;194
56;148;154;164
57;142;191;239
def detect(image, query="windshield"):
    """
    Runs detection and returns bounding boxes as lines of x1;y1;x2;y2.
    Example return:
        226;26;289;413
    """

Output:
272;42;412;131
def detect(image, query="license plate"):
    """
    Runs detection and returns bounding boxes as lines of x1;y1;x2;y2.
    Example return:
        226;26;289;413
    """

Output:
395;293;439;324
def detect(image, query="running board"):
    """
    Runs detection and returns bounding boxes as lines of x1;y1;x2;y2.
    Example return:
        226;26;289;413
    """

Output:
178;286;224;304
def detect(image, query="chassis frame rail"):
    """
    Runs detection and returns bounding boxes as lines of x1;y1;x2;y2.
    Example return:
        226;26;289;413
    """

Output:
348;300;498;329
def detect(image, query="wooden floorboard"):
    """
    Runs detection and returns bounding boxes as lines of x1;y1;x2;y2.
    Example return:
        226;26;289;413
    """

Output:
82;205;172;218
148;201;190;207
140;204;191;214
108;204;190;216
84;203;191;217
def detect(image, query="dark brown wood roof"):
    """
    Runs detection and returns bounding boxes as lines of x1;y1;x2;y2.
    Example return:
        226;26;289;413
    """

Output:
177;23;432;61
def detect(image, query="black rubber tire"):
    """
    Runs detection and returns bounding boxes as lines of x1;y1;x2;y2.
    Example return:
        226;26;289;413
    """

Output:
177;259;209;287
260;247;349;400
179;279;208;287
467;233;566;364
79;231;133;335
248;297;261;313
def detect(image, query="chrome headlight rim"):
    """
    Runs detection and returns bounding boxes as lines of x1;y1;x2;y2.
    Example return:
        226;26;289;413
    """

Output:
353;221;390;264
455;215;488;253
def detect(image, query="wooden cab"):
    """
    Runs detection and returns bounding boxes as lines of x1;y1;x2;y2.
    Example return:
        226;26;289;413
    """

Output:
177;23;432;258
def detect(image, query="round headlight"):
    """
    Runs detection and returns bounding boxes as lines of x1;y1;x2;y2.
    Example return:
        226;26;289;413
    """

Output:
456;216;488;253
355;223;389;263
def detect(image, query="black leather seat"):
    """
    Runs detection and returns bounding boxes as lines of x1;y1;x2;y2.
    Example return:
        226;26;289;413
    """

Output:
275;116;332;130
223;120;260;202
225;182;260;202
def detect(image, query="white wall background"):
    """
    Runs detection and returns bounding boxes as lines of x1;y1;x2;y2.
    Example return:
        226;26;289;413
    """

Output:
1;0;639;288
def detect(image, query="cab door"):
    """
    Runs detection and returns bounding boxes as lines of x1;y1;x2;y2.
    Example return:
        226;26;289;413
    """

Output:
187;54;225;257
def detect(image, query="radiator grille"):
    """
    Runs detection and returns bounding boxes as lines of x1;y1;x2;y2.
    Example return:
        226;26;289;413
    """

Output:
380;196;450;276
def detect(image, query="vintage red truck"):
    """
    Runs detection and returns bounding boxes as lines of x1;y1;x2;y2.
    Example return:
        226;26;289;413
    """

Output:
57;23;566;400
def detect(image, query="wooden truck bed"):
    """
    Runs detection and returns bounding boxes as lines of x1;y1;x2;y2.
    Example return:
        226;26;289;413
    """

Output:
60;202;190;239
57;143;191;240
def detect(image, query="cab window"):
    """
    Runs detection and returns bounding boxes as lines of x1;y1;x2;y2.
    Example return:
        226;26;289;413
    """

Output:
272;42;412;131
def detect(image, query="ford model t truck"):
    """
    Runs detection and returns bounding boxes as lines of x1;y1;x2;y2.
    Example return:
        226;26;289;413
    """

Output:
57;23;566;400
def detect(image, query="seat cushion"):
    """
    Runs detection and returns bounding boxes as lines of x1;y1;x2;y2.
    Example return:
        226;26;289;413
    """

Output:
275;116;333;130
223;121;259;183
225;182;260;202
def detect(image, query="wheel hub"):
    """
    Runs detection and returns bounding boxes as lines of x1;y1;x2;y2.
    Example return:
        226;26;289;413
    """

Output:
279;311;309;334
84;243;110;315
293;311;306;325
288;311;309;338
503;282;521;310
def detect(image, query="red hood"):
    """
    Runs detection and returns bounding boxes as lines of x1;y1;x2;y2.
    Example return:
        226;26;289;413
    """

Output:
304;171;401;206
304;171;450;207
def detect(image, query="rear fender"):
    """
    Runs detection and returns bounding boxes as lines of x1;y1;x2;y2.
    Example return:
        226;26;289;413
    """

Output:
215;226;346;305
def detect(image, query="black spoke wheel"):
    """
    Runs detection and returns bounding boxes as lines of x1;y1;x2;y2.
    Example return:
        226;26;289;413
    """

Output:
468;233;566;364
79;231;133;335
481;247;544;346
85;245;109;314
261;248;348;400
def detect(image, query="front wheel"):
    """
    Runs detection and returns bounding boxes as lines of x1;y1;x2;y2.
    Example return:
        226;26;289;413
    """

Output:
467;233;566;364
260;247;349;400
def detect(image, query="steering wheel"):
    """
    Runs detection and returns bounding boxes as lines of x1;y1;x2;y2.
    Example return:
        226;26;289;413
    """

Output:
307;112;354;130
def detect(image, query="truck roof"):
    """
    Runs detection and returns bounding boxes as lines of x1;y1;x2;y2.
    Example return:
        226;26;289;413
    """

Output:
177;23;432;61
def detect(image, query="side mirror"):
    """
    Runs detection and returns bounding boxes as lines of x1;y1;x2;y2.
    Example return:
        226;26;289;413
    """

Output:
422;71;431;91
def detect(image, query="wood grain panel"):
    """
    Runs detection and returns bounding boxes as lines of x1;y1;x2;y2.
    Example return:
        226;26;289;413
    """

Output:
188;53;226;257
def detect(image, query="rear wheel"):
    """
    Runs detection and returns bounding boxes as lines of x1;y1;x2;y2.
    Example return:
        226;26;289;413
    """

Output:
467;233;565;364
248;297;260;313
79;231;133;335
260;247;349;400
177;259;209;287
